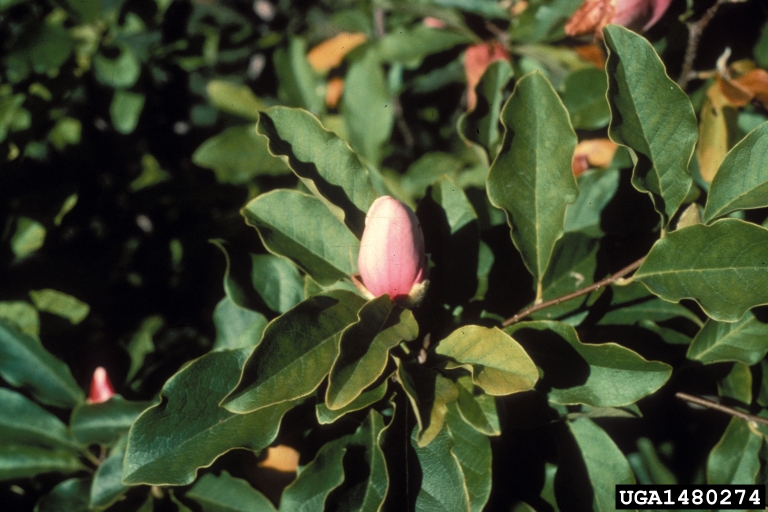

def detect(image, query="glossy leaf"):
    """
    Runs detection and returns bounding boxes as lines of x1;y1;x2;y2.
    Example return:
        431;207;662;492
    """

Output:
90;437;129;510
687;310;768;365
34;477;90;512
250;254;304;314
316;378;388;425
707;417;762;484
487;71;578;291
634;219;768;322
278;440;346;512
29;289;89;325
192;125;291;184
561;68;610;130
454;375;500;437
0;318;84;408
242;190;360;285
507;321;672;407
187;471;276;512
436;325;538;396
411;424;469;512
212;297;268;351
445;403;492;512
224;290;366;414
326;296;417;410
71;396;153;445
396;358;458;447
603;25;695;224
0;388;80;451
342;49;394;167
257;107;378;237
703;121;768;223
123;349;296;485
567;418;635;511
0;446;85;481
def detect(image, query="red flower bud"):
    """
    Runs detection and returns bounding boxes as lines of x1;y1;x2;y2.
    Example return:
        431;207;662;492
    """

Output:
357;196;426;302
88;367;115;404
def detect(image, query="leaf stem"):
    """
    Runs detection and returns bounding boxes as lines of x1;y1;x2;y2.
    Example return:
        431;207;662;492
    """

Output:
501;256;646;327
675;392;768;426
677;0;747;90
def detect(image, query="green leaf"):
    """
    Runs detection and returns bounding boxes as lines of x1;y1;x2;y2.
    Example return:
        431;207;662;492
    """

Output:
278;441;346;512
125;315;163;382
703;121;768;223
123;349;296;485
436;325;538;396
0;388;80;451
192;125;291;184
29;289;89;325
718;362;752;405
0;446;85;481
507;321;672;407
110;90;145;134
327;296;417;410
90;437;130;510
94;44;140;88
597;281;703;327
212;297;268;351
242;190;360;285
223;290;366;414
316;377;388;425
274;37;323;114
603;25;696;225
187;471;276;512
0;318;84;408
54;193;78;226
395;358;458;447
454;375;500;437
634;219;768;322
567;418;635;511
0;300;39;335
431;0;507;17
257;107;378;237
707;417;762;484
411;424;469;512
71;396;153;445
445;403;491;512
48;117;81;150
687;310;768;365
130;154;169;191
11;217;45;259
206;80;267;120
564;169;620;238
487;71;578;292
634;438;677;485
34;477;90;512
561;68;610;130
250;254;304;314
342;49;394;167
378;26;472;66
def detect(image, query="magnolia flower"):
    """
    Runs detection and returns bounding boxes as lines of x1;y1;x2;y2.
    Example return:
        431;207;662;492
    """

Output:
88;366;115;404
565;0;672;38
357;196;427;304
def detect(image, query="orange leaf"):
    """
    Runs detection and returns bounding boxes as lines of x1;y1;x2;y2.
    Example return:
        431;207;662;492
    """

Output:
464;42;510;111
572;138;618;177
258;445;300;473
307;32;368;72
325;77;344;108
732;69;768;106
564;0;615;38
574;44;606;69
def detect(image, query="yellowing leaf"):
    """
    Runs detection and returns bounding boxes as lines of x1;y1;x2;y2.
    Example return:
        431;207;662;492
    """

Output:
258;445;299;473
572;138;618;176
325;77;344;108
307;32;367;72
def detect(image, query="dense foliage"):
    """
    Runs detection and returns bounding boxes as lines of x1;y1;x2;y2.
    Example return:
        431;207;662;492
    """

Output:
2;0;768;510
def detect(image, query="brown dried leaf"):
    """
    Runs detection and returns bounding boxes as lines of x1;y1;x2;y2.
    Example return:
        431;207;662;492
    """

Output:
564;0;615;38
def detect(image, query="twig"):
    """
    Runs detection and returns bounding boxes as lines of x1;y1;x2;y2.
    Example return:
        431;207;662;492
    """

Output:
501;256;646;327
677;0;747;90
676;392;768;426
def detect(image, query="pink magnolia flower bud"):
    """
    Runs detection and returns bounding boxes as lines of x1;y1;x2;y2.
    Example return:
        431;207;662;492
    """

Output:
88;367;115;404
357;196;426;302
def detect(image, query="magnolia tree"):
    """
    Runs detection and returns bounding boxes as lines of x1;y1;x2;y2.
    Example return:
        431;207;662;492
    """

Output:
2;0;768;510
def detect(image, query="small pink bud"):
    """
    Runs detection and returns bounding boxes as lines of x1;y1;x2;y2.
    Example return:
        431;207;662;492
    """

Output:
88;367;115;404
358;196;426;302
